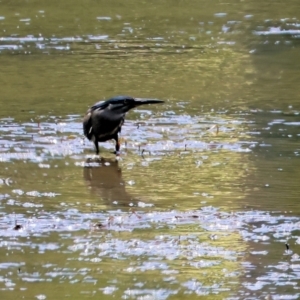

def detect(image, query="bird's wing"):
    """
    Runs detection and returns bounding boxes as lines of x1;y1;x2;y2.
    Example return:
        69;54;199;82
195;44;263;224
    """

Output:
83;111;93;140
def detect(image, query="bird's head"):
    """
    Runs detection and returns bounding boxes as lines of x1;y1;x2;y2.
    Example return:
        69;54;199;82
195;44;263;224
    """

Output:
108;96;137;112
90;95;164;114
107;96;164;113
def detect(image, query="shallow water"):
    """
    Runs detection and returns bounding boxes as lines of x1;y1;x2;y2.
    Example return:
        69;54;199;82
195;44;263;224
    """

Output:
1;0;300;299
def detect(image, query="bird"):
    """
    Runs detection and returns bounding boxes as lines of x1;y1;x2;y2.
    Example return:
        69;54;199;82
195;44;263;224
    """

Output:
83;95;164;155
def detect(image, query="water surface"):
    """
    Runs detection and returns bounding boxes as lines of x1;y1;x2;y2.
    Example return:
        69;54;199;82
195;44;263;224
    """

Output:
1;0;300;299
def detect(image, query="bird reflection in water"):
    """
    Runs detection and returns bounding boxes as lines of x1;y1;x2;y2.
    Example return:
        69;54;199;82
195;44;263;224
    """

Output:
83;158;134;206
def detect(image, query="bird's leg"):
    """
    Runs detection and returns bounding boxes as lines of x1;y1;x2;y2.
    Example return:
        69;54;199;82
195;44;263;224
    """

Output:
114;134;120;155
93;139;99;155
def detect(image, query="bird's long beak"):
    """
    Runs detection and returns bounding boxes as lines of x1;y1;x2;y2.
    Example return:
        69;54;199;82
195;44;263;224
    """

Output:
133;98;164;106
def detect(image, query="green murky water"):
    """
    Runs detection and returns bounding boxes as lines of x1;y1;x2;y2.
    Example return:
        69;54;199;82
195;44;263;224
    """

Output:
1;0;300;299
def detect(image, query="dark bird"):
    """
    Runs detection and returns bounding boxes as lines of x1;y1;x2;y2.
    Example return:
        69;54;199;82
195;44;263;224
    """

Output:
83;95;164;155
